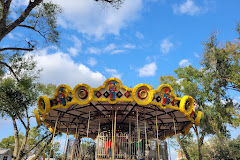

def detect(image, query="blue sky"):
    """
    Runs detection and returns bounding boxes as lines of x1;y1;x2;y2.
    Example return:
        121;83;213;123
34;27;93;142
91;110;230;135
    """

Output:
1;0;240;159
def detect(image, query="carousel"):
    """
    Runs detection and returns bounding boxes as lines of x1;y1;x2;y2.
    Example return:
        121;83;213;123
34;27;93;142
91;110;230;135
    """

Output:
34;78;202;160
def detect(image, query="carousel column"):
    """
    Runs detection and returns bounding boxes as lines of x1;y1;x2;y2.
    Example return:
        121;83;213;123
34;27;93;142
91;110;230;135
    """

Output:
111;113;114;159
71;125;79;160
129;120;131;159
63;127;69;160
64;117;71;160
53;130;59;159
96;120;100;160
145;120;149;160
156;115;160;160
137;109;140;159
113;109;117;159
87;111;91;160
168;137;171;160
87;111;91;138
49;113;60;159
144;108;149;160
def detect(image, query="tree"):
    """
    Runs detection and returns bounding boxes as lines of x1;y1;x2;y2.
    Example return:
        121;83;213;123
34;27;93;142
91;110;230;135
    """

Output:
0;55;56;160
0;1;124;159
159;23;240;160
0;127;61;159
0;0;124;53
0;134;24;153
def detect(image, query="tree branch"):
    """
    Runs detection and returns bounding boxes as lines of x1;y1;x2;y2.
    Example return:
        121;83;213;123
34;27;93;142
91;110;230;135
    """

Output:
0;47;34;52
0;0;43;41
31;136;53;160
18;24;47;41
0;61;20;82
0;0;12;26
16;108;31;159
16;114;27;130
23;133;52;157
176;134;191;160
199;132;205;146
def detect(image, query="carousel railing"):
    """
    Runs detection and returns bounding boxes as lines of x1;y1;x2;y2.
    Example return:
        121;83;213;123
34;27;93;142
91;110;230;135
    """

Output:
96;132;146;160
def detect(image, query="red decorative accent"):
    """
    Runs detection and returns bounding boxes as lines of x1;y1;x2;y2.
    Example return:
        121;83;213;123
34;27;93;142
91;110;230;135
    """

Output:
124;91;131;98
95;91;102;98
163;88;171;106
138;89;148;99
78;89;88;99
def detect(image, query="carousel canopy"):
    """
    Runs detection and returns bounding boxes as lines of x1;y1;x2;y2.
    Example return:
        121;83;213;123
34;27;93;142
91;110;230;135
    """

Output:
34;78;202;139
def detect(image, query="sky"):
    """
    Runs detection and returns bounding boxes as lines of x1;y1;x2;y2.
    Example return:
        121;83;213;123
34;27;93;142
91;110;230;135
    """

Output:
1;0;240;159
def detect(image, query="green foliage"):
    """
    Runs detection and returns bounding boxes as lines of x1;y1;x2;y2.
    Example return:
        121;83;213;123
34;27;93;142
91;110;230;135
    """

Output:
1;1;62;47
0;134;24;153
79;142;96;160
35;2;62;44
37;83;57;97
0;126;61;157
96;0;125;9
0;54;39;118
186;135;240;159
160;23;240;160
159;75;182;97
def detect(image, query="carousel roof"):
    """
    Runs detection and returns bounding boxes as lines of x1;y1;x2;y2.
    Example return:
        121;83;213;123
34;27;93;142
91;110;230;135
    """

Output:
34;78;202;139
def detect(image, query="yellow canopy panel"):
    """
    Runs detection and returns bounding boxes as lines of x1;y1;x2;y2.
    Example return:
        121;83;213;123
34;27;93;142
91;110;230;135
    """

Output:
35;78;202;139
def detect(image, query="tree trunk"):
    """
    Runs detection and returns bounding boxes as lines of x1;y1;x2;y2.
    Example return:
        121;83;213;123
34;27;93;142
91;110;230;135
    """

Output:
16;119;30;159
194;126;205;160
176;134;191;160
12;117;19;160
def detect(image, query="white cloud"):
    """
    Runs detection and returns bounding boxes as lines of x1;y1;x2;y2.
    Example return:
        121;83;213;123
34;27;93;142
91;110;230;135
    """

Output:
123;44;136;49
194;52;200;58
11;0;28;6
176;78;184;84
233;97;240;104
7;33;16;40
67;35;82;56
179;59;191;67
160;38;173;54
28;48;106;88
173;0;201;16
86;47;101;54
111;50;125;54
146;56;151;62
136;31;144;39
87;57;97;67
105;68;122;79
104;43;116;51
54;0;142;38
138;62;157;77
7;32;22;40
